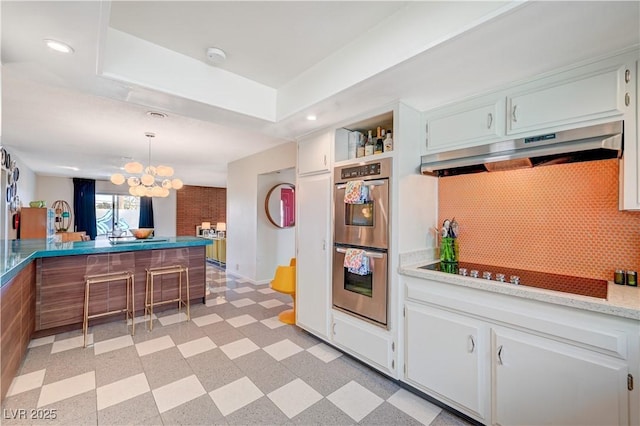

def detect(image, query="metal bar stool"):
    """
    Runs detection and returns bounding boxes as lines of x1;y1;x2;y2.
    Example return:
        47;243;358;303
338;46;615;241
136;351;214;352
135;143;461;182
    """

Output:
144;265;190;330
83;271;135;348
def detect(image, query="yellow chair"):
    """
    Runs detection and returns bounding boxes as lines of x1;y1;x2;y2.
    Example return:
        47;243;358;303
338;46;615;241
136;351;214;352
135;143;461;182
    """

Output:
270;258;296;324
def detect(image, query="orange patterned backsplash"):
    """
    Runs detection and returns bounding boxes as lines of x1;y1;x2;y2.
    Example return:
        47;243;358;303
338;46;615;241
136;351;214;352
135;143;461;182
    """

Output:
438;159;640;281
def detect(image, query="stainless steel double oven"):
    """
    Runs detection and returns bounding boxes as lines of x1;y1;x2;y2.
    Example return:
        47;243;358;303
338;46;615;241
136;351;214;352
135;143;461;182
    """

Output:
333;157;390;327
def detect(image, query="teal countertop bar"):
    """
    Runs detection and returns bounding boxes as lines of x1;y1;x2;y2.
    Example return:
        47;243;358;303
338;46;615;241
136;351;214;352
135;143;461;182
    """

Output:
1;236;212;286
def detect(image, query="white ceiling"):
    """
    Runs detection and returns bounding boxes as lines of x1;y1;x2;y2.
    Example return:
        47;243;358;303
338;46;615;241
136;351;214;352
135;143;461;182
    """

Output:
2;1;639;188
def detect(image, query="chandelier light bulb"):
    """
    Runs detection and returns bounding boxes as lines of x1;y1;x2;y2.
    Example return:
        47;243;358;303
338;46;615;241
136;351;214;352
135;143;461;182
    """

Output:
151;186;164;197
145;187;154;197
110;173;125;185
171;178;184;190
145;165;157;176
161;179;172;189
156;165;174;177
160;188;170;197
124;161;143;174
127;176;140;187
135;185;147;196
141;174;155;186
129;187;137;196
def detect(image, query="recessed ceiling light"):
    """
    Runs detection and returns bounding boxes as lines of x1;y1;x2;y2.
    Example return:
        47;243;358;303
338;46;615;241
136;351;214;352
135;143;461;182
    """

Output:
146;111;167;119
44;39;74;54
306;115;317;121
58;165;79;171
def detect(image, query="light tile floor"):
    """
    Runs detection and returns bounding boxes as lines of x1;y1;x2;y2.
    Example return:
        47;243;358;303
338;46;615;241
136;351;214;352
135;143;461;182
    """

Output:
1;263;475;425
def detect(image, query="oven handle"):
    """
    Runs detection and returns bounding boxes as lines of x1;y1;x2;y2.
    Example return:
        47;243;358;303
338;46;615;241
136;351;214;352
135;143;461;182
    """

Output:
335;247;384;259
335;179;386;189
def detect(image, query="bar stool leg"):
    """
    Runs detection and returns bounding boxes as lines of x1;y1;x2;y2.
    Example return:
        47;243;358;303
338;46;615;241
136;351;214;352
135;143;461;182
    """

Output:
130;274;135;336
149;273;155;331
83;278;90;348
185;267;190;320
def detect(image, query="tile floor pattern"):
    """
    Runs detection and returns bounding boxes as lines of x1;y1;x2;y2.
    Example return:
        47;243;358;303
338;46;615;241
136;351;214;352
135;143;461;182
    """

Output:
2;263;473;426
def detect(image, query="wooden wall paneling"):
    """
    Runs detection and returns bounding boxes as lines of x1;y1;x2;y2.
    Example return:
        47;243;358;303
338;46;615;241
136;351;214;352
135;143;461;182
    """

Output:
1;274;23;401
38;255;88;330
1;261;36;402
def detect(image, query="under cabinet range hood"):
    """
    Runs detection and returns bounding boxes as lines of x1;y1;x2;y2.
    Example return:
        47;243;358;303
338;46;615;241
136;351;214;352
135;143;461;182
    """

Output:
421;121;623;177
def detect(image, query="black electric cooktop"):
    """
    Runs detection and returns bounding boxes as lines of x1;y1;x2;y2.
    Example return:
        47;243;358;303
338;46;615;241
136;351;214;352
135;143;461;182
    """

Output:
419;261;608;299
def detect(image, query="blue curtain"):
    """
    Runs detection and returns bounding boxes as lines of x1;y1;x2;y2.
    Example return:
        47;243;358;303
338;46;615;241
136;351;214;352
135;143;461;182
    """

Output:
73;178;97;240
139;197;154;228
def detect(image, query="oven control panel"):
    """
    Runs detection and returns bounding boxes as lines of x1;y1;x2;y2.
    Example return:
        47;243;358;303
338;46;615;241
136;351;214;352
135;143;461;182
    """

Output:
341;162;381;179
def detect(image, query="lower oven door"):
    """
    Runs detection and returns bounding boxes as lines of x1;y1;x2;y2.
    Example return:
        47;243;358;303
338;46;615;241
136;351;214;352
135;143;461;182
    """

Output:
332;245;388;327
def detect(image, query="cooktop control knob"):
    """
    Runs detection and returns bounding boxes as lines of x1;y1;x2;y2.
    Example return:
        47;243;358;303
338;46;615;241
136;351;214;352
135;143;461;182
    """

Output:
510;275;520;285
470;270;479;278
482;271;492;280
495;273;506;282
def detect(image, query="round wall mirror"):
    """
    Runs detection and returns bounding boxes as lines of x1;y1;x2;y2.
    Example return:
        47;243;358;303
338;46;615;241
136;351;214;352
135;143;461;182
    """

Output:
265;183;295;228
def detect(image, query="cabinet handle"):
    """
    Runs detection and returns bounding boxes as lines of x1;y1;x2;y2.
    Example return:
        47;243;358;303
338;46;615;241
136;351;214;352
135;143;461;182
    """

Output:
625;69;631;83
487;113;493;129
512;105;518;123
323;154;327;166
332;323;336;335
625;93;631;107
468;335;475;353
497;345;504;365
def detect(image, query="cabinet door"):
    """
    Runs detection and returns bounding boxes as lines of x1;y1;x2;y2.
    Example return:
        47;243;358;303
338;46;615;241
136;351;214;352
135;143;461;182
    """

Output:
507;64;628;135
298;131;331;176
296;174;330;337
405;303;486;420
426;97;505;153
332;312;394;374
492;327;629;426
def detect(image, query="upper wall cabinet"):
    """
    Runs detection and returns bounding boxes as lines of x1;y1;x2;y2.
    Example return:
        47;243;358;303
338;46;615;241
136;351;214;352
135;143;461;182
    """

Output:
425;96;505;154
297;130;331;176
506;63;630;135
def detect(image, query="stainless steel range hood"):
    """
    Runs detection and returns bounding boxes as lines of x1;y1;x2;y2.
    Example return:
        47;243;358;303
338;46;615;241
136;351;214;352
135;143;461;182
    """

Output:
421;121;623;177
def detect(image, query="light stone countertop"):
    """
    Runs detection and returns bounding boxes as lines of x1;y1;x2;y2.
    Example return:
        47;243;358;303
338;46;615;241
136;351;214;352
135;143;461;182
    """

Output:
399;249;640;321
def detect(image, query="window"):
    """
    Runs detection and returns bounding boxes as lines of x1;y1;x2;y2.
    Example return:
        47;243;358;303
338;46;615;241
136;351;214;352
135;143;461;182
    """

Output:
95;194;140;236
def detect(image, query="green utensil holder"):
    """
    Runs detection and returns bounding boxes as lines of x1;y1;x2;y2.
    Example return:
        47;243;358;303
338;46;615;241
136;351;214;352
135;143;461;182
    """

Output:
440;237;459;263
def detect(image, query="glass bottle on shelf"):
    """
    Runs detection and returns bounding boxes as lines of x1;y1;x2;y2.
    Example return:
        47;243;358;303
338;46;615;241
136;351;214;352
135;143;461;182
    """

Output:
383;130;393;152
356;132;365;158
374;127;384;154
364;130;374;156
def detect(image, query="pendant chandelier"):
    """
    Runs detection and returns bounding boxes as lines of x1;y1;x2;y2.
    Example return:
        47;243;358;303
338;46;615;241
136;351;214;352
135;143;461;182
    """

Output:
110;132;183;197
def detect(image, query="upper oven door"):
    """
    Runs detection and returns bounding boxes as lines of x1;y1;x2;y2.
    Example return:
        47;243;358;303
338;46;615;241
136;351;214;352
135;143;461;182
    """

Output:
334;178;389;249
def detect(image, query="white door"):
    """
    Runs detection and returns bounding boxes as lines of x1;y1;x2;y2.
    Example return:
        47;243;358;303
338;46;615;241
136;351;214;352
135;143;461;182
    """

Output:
295;174;330;338
492;326;629;426
405;303;486;420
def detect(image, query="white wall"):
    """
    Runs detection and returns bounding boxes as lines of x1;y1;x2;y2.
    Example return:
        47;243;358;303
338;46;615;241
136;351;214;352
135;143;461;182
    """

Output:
153;190;176;237
227;142;297;283
256;168;296;280
35;175;74;210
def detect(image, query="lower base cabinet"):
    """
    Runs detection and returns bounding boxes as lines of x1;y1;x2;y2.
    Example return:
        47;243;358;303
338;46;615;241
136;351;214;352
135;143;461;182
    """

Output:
331;311;396;376
492;326;629;426
403;276;637;426
405;303;487;421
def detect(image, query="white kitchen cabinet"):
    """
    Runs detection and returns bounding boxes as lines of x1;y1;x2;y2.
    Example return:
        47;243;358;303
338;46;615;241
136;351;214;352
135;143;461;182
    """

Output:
492;326;629;426
402;275;637;425
298;130;331;176
295;173;331;338
405;302;487;420
506;62;629;135
331;310;395;375
424;96;505;154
